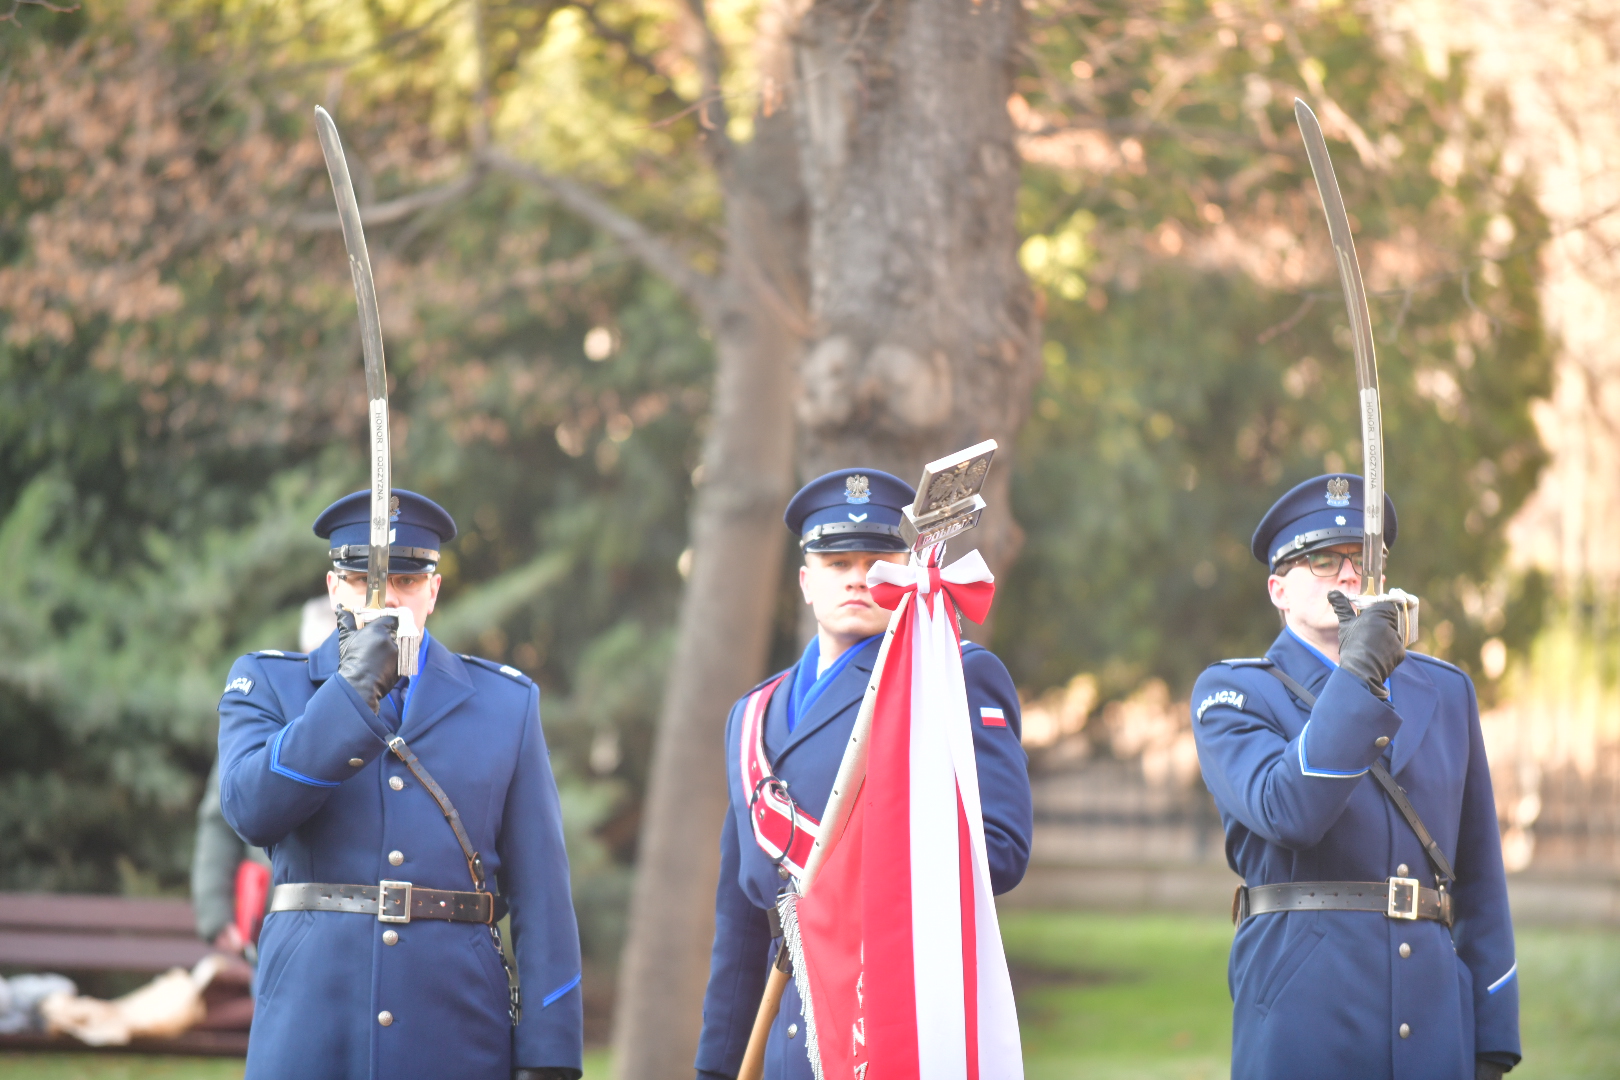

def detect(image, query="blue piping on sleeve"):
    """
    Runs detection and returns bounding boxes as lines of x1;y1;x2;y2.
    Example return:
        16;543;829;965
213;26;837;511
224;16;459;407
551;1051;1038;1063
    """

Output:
1487;961;1517;994
1297;719;1371;779
268;724;341;788
540;971;582;1008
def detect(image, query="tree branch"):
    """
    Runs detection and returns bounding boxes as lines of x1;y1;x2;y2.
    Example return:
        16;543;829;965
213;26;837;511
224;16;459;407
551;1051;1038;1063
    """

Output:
678;0;735;167
0;0;78;24
469;0;493;154
481;148;720;323
572;1;671;87
258;0;465;78
289;171;484;231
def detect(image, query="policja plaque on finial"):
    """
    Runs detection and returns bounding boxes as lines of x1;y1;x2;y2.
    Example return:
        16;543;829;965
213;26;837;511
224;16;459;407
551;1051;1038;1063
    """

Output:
901;438;997;551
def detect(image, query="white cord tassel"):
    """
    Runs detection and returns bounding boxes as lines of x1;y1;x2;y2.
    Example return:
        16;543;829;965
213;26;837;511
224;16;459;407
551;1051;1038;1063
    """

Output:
394;605;420;676
776;891;824;1080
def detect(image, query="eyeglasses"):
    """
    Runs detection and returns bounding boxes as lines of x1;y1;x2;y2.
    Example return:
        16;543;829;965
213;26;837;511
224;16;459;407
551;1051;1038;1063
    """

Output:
1283;550;1364;578
338;572;433;594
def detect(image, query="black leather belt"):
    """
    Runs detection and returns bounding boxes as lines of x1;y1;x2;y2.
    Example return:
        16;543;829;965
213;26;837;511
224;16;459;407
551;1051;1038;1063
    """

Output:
1235;878;1452;927
269;881;508;925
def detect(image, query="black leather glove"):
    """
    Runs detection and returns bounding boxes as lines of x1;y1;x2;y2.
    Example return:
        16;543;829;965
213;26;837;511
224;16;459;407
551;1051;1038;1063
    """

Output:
336;606;400;713
1328;590;1406;700
514;1070;582;1080
1475;1058;1508;1080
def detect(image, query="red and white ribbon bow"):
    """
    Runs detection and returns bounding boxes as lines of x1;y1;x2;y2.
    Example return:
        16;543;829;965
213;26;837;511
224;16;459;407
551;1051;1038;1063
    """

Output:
866;548;996;625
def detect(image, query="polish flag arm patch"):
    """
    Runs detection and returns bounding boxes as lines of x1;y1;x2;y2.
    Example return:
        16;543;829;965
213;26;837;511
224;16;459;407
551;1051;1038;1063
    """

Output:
980;706;1008;728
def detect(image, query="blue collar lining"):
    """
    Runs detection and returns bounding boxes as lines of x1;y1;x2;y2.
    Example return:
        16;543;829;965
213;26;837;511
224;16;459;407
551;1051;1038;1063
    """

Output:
1283;624;1391;701
787;633;879;733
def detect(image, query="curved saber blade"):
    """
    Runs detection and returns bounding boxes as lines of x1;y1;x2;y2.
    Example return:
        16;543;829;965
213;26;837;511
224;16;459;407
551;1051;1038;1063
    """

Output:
315;106;420;675
314;105;391;612
1294;98;1385;595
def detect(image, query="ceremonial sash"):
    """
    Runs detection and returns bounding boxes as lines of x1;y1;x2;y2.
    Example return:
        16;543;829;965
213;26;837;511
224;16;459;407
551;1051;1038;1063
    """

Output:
738;673;821;880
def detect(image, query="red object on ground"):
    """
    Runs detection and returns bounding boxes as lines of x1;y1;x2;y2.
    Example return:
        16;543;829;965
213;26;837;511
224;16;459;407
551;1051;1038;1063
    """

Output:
234;860;271;946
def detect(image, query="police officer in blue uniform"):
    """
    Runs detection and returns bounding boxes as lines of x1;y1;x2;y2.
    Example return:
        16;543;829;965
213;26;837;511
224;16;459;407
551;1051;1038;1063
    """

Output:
694;469;1035;1080
217;490;583;1080
1190;474;1520;1080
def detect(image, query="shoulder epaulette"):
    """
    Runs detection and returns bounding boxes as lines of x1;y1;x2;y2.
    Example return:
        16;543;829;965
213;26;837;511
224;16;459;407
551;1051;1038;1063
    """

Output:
1407;652;1467;678
1218;657;1273;668
255;649;308;661
741;668;794;698
459;654;534;684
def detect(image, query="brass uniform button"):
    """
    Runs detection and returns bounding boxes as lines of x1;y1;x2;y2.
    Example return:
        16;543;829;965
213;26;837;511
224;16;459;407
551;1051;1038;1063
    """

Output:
1374;736;1389;748
378;1011;394;1027
388;850;404;866
349;758;364;767
787;1023;798;1039
382;930;399;946
389;776;405;791
1399;942;1411;958
1396;864;1409;876
1399;1023;1410;1039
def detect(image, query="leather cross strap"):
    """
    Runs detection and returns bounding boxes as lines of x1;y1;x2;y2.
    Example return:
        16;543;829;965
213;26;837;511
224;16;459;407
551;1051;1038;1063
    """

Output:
1256;662;1457;888
387;735;490;890
269;882;508;924
384;733;522;1025
1237;880;1452;925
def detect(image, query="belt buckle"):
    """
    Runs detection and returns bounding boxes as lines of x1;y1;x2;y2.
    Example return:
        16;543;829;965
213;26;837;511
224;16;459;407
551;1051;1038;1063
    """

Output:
1387;876;1420;920
378;880;413;923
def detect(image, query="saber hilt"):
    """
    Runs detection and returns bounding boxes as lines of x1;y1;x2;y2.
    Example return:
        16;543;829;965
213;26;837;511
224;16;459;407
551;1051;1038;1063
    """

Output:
1351;589;1420;648
356;606;421;677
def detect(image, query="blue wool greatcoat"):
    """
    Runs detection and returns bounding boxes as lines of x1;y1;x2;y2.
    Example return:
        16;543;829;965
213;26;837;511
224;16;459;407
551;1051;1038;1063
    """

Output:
694;637;1034;1080
1191;629;1520;1080
217;630;583;1080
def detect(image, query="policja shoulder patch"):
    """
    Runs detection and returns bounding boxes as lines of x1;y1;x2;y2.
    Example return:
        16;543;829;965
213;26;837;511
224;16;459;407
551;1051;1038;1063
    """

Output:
225;676;254;696
1196;689;1245;722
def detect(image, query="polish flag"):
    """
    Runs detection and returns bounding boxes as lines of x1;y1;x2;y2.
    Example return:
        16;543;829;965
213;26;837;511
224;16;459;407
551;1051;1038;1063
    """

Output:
785;549;1022;1080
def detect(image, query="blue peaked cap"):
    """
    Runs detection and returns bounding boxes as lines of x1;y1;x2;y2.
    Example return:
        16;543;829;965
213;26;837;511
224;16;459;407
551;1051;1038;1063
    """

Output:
314;489;457;573
1251;473;1397;570
785;468;914;553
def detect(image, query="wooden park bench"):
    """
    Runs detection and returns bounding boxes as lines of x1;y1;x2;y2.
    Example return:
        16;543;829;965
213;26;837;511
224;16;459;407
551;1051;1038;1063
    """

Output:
0;892;250;1055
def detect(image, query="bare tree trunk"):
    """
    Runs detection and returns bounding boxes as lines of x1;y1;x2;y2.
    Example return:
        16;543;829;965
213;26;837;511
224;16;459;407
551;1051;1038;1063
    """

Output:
611;108;807;1080
793;0;1041;574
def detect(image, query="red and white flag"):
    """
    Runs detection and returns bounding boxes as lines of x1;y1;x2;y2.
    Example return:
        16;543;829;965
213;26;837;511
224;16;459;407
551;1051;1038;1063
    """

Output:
783;549;1022;1080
